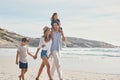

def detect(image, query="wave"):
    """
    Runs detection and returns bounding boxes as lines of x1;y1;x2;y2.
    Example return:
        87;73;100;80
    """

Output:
61;48;120;57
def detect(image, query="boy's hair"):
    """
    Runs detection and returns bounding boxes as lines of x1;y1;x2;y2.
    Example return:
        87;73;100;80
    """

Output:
22;37;29;42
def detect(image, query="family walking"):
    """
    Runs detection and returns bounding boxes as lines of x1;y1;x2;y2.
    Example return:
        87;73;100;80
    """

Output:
15;13;66;80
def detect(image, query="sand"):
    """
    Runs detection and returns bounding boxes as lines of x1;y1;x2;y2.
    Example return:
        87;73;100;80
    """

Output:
0;56;120;80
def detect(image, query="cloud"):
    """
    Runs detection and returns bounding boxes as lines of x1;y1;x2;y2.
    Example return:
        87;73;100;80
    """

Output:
0;0;120;45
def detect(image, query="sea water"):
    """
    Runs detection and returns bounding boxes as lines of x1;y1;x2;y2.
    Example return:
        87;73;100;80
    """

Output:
0;48;120;74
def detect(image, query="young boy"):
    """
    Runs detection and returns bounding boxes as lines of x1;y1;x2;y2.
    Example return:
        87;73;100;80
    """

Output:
16;37;34;80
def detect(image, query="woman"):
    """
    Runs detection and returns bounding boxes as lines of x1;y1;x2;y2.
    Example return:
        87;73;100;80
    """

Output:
50;22;65;80
34;26;53;80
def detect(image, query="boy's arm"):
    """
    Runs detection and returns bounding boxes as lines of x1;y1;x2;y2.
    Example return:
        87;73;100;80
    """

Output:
16;51;19;65
27;50;34;58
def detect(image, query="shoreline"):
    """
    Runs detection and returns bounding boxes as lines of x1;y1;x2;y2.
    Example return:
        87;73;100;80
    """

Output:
0;55;120;80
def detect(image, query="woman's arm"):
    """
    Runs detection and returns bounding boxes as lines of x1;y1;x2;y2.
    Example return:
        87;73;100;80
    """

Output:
34;37;45;59
34;48;40;57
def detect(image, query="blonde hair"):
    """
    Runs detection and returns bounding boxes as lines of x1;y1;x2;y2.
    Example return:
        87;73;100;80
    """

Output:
43;26;51;42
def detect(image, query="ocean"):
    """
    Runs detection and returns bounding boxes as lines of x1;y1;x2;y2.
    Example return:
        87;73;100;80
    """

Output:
0;48;120;74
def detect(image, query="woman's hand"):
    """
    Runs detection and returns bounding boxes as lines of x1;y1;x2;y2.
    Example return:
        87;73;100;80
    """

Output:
34;54;37;59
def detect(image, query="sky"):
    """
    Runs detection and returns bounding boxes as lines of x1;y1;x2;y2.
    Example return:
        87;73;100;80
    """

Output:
0;0;120;46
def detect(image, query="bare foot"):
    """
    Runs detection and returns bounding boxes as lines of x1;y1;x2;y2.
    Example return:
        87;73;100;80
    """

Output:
36;78;39;80
19;75;21;80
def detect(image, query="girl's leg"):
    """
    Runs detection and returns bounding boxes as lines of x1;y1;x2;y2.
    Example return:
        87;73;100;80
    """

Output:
36;61;45;79
42;57;52;80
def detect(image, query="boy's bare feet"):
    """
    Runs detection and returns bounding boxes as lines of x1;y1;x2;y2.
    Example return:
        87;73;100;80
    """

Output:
36;78;39;80
19;75;21;80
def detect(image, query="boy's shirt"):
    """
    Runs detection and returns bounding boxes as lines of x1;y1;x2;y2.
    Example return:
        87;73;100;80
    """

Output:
17;45;28;63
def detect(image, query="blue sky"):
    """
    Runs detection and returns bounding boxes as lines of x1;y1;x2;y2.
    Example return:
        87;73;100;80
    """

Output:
0;0;120;45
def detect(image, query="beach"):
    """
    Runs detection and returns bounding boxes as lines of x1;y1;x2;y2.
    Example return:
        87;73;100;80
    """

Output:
0;48;120;80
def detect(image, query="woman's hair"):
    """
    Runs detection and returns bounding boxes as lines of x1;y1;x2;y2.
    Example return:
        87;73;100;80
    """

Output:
43;26;51;42
51;12;58;21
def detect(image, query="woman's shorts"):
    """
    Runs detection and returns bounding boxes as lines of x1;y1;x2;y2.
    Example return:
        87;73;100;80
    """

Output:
19;61;28;69
41;50;48;58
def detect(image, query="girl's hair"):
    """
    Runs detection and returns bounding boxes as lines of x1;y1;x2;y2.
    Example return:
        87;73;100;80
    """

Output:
44;34;51;42
51;12;58;21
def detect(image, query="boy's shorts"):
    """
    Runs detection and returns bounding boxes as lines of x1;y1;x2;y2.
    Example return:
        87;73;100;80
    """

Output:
41;50;48;58
19;61;28;69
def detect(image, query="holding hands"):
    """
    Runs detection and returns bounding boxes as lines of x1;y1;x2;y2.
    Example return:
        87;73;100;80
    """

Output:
34;54;37;59
33;44;46;60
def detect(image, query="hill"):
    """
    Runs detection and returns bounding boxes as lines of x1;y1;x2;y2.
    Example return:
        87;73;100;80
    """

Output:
0;28;116;48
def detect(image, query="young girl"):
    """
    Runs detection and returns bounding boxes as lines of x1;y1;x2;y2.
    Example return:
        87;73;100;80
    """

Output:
34;26;53;80
16;38;34;80
51;12;61;27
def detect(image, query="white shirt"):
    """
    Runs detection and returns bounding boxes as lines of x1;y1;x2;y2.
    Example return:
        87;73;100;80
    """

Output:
38;37;52;55
17;45;28;63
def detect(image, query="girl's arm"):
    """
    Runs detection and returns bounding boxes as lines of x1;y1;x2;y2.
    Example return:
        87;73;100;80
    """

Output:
61;30;66;42
51;29;54;40
16;51;19;65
